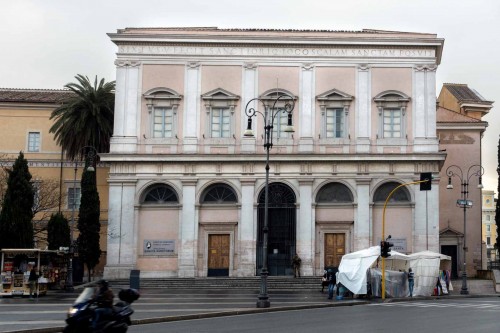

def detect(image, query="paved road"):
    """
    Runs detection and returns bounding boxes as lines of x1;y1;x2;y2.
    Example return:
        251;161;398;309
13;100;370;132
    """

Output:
128;297;500;333
0;289;363;332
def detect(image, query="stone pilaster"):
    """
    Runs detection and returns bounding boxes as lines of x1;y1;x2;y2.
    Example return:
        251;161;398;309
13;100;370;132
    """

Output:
178;179;198;277
356;65;371;153
104;179;138;279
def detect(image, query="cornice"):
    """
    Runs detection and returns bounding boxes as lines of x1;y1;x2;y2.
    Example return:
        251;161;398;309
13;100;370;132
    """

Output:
101;153;446;163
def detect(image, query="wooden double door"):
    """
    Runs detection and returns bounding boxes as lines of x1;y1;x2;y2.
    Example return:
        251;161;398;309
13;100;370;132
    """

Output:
208;234;230;277
324;233;345;268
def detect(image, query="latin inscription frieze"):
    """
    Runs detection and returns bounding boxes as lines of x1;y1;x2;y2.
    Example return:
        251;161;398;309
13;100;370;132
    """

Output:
118;45;435;59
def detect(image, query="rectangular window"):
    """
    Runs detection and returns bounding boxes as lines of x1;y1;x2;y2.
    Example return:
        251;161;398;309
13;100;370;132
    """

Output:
153;107;173;138
325;108;344;138
271;111;291;139
486;224;491;232
28;132;40;152
486;215;491;221
487;236;491;245
68;187;81;210
211;108;231;138
383;109;401;138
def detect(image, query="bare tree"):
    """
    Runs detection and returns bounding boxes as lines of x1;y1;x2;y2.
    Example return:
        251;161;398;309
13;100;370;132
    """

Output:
32;178;63;244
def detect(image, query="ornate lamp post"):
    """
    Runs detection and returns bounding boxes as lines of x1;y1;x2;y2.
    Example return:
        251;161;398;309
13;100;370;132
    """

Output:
244;93;295;308
66;146;97;291
446;164;484;295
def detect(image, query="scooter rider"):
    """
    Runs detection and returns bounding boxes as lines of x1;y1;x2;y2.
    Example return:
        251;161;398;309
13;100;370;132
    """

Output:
92;279;114;330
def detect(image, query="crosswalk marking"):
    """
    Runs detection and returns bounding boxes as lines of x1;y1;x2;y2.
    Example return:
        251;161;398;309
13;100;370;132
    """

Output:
371;301;500;311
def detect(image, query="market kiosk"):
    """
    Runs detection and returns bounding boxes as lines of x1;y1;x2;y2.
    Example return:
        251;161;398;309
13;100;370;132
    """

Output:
0;248;66;297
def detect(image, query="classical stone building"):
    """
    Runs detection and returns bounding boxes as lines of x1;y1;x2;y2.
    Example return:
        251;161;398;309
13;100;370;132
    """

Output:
103;28;445;279
437;83;492;277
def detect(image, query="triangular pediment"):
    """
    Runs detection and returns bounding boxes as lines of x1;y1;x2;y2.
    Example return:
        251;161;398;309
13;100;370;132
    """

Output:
316;88;353;101
439;227;464;237
202;88;239;100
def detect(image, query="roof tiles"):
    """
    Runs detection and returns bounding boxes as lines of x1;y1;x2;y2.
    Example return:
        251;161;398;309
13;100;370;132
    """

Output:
0;88;73;103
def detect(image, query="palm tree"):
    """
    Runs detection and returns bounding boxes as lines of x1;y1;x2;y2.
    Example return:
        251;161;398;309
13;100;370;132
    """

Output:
50;75;115;160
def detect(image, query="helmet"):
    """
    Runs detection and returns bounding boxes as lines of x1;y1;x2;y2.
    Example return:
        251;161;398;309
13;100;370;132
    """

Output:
97;279;109;288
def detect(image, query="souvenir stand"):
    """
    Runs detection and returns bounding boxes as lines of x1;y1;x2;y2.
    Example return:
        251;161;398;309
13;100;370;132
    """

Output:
0;248;66;297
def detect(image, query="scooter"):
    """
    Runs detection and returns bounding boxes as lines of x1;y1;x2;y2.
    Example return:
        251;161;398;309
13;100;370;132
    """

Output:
64;287;140;333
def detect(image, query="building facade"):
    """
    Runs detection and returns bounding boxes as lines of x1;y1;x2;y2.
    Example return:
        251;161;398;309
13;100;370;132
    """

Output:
103;27;446;279
0;89;110;279
437;83;492;277
482;190;497;261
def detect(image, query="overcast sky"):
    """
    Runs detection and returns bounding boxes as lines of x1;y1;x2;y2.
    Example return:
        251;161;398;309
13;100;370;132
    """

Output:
1;0;498;192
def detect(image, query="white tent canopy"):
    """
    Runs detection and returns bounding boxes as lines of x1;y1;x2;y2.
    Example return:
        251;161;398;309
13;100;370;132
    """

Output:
336;246;380;295
337;248;451;296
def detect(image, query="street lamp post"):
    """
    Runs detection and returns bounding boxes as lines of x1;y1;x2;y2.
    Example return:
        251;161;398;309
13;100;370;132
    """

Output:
244;93;295;308
446;164;484;295
66;146;97;291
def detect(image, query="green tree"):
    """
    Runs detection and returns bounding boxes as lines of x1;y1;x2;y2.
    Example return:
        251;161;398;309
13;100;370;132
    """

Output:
76;159;101;281
47;212;70;251
0;152;34;249
49;75;115;160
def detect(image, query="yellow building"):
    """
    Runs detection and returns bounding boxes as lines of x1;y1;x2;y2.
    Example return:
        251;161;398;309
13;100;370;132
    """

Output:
482;190;497;261
0;88;109;281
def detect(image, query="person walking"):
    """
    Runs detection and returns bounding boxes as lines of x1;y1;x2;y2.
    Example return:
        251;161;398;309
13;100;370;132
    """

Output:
28;266;38;299
408;268;415;297
292;253;301;278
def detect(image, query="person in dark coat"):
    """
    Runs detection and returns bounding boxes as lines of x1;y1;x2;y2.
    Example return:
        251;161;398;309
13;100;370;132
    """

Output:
292;254;301;278
28;266;38;299
326;268;336;299
92;280;115;329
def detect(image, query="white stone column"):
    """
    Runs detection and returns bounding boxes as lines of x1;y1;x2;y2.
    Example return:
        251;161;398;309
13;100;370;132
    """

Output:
298;64;314;153
239;179;256;276
241;63;257;153
110;60;140;153
298;179;314;276
356;65;371;153
179;179;198;277
104;179;137;279
183;62;201;153
355;179;371;250
413;178;439;252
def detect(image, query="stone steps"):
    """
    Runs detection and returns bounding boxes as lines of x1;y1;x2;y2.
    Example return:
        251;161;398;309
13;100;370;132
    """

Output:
110;276;324;290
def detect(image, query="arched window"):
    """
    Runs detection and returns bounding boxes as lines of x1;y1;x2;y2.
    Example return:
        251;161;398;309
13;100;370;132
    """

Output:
373;182;410;202
142;184;178;204
316;183;353;203
201;184;237;204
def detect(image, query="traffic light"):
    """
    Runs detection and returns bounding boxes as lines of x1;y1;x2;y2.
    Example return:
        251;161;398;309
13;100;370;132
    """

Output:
420;172;432;191
380;240;394;258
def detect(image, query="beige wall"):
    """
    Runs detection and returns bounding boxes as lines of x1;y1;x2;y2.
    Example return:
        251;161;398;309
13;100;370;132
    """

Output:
0;101;109;276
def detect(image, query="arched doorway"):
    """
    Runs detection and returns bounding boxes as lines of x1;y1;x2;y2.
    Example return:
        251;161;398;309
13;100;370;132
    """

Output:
256;182;296;276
